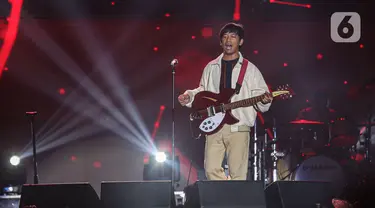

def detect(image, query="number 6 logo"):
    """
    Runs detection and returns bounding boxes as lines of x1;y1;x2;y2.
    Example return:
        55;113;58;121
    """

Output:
330;12;361;43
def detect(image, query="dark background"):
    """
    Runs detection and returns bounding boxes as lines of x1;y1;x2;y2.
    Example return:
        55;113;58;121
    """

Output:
0;0;374;187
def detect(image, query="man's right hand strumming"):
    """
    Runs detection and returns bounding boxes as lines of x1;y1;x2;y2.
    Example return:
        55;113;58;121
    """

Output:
178;93;190;106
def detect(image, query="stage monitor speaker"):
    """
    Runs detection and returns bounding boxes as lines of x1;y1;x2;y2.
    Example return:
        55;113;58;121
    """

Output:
101;180;174;208
19;182;100;208
265;181;336;208
184;180;266;208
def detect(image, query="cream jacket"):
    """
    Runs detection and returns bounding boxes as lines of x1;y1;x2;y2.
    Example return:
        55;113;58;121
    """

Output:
184;52;271;132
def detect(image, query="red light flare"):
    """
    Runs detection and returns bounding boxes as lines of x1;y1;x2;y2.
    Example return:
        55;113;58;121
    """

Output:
344;80;348;85
71;155;77;162
151;105;166;139
160;105;165;111
164;13;170;17
269;0;311;8
352;153;364;162
233;0;241;21
201;27;213;38
0;20;7;39
144;105;166;164
359;44;364;48
253;50;259;55
111;1;115;6
283;62;288;67
316;53;323;60
153;47;158;52
156;26;160;30
93;161;102;168
0;0;24;79
59;88;66;95
191;35;196;40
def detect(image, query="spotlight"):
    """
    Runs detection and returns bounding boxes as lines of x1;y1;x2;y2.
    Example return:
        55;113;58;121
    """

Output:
143;151;180;181
2;186;19;193
155;152;167;163
3;187;13;192
9;156;20;166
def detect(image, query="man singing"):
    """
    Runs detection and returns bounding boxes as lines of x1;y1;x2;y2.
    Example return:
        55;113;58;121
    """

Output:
178;23;273;180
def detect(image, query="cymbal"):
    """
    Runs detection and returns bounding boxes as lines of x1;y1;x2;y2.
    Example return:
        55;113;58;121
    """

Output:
289;119;324;124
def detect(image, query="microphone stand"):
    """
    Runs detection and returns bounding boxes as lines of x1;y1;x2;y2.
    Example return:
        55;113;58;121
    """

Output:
170;59;178;205
26;111;39;184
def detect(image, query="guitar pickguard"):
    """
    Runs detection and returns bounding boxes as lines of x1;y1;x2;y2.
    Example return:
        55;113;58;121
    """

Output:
199;112;225;133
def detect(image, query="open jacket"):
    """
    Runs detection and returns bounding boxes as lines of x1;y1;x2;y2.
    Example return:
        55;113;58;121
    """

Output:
184;52;271;132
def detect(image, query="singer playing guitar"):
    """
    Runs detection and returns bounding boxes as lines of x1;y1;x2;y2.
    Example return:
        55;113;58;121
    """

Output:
178;22;272;180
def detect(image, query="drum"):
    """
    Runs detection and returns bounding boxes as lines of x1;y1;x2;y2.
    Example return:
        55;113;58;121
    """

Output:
279;121;330;152
293;155;346;193
276;151;301;181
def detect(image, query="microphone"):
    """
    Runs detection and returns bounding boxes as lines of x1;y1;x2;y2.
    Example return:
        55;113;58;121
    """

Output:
170;59;178;66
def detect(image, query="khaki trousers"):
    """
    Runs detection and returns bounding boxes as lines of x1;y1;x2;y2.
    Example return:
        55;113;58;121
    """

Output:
204;124;250;180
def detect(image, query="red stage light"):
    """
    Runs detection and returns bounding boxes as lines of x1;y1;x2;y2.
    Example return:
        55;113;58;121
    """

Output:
156;26;160;30
316;53;323;60
111;1;115;6
153;47;158;52
165;13;170;17
0;20;7;39
233;13;240;21
3;67;8;71
270;0;311;8
160;105;165;110
201;27;213;38
283;63;288;67
71;156;77;162
93;161;102;168
360;44;364;48
253;50;259;55
191;35;196;40
0;0;23;79
233;0;241;21
344;81;348;85
59;88;65;95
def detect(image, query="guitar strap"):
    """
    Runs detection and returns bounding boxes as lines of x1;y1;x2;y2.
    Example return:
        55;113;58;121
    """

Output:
235;58;249;94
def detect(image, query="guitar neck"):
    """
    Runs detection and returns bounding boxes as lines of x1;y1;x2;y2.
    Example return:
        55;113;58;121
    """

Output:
194;90;289;117
224;94;265;111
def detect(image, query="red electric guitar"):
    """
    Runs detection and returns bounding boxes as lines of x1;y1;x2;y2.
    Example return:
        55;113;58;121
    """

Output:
190;84;293;135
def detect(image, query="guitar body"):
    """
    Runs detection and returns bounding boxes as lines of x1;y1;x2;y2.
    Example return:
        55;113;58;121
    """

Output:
189;85;293;137
191;88;239;135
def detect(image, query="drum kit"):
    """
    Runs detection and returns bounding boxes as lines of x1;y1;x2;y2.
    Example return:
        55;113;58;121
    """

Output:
250;85;375;194
251;115;375;193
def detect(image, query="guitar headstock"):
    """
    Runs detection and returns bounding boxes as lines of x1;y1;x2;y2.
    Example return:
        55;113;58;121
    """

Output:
273;84;295;100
